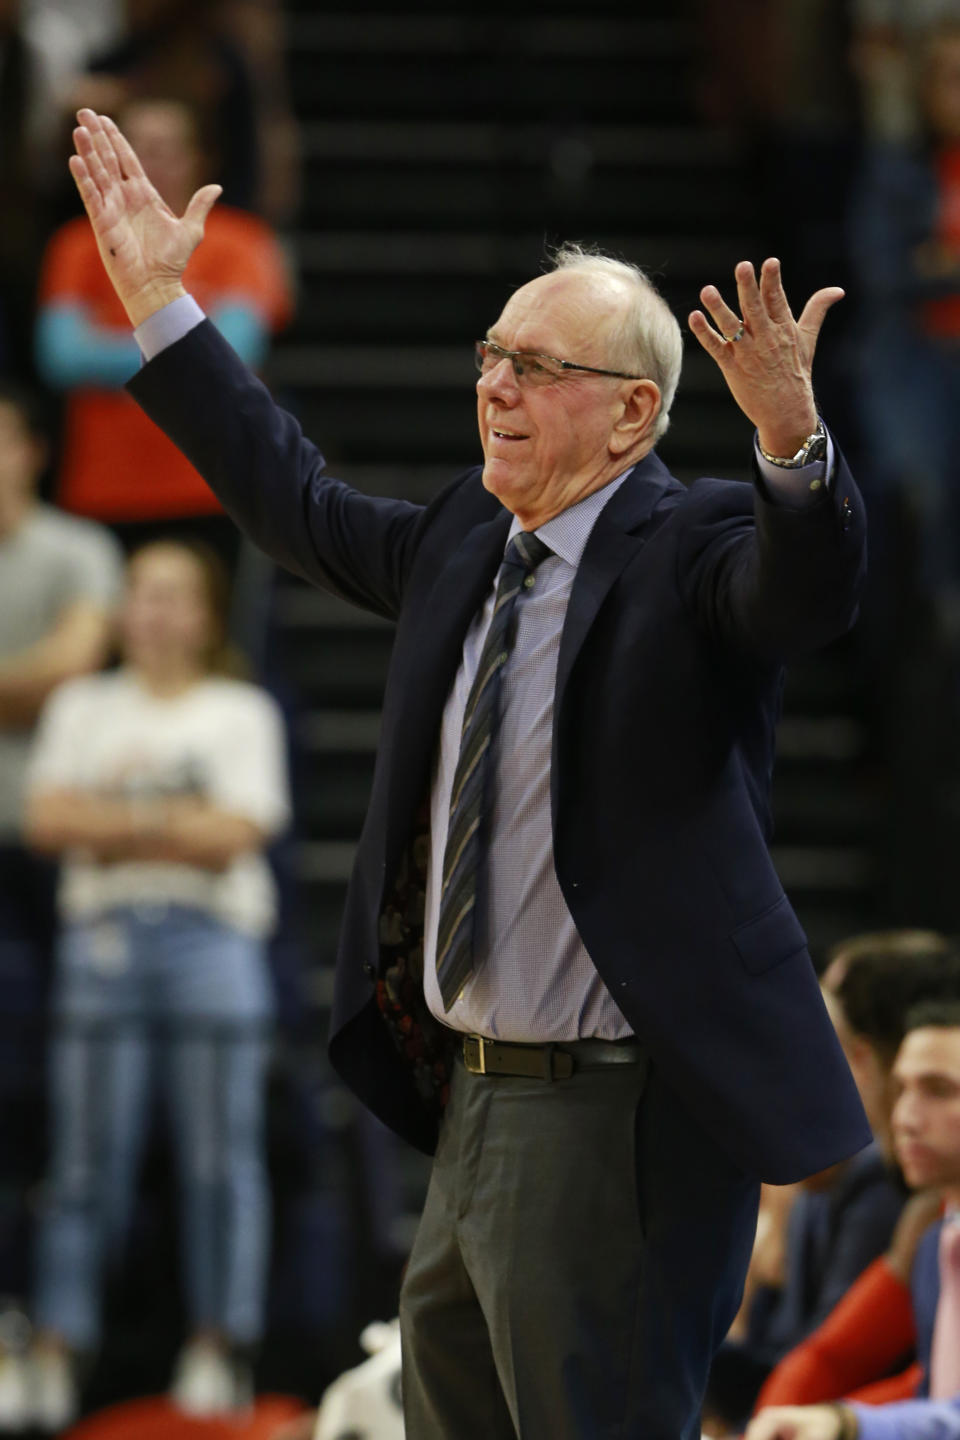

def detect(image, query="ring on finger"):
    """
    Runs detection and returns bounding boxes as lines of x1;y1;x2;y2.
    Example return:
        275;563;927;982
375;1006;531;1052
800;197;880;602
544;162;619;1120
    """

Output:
723;321;745;343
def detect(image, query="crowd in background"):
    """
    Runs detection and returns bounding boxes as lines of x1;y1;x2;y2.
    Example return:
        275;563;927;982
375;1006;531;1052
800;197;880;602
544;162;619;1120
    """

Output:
0;1;960;1437
0;0;305;1430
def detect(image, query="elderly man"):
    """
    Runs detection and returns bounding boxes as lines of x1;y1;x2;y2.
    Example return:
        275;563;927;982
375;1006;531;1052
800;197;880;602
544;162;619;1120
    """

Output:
68;109;871;1440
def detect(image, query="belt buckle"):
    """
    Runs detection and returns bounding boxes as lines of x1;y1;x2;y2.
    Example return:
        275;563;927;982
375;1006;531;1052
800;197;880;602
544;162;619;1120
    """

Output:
547;1044;575;1081
464;1035;487;1075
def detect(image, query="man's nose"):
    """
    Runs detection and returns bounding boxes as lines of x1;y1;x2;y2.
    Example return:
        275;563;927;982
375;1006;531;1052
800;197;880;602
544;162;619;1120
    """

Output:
892;1092;919;1134
477;356;520;401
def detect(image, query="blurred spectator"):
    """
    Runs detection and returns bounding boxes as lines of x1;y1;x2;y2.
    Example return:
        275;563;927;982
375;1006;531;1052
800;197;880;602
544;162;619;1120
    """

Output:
821;929;955;996
0;379;121;971
850;21;960;650
18;539;290;1431
20;0;123;123
745;1000;960;1440
216;0;299;226
702;934;943;1433
72;0;263;215
749;936;960;1419
828;932;960;1156
35;96;292;550
0;0;66;374
21;0;300;225
751;1189;937;1416
705;932;960;1433
0;382;121;1424
851;0;960;143
704;1146;904;1434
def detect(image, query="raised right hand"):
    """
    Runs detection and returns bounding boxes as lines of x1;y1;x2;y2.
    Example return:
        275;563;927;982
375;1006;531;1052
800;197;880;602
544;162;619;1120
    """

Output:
69;108;222;328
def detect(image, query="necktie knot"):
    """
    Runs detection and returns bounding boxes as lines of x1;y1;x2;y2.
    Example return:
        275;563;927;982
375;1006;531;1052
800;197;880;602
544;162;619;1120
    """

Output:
503;531;552;574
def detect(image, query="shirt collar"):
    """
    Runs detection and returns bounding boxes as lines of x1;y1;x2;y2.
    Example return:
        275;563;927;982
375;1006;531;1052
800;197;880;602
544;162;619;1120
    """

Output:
506;464;636;569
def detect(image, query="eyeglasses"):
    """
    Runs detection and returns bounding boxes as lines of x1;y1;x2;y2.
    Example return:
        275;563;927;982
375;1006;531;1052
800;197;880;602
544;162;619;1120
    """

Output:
474;339;642;386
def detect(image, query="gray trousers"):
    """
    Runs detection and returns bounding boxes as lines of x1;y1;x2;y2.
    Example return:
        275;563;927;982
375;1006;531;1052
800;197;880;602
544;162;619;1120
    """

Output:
399;1050;759;1440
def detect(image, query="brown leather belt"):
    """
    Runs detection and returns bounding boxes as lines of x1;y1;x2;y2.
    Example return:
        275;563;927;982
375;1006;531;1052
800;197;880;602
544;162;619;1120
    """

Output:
461;1034;643;1082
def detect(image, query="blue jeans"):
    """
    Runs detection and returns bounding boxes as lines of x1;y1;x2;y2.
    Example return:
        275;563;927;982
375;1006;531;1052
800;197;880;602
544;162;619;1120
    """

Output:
34;906;274;1351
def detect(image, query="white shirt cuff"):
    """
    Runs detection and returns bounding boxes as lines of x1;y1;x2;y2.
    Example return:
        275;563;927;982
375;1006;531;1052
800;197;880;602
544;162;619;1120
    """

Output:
134;294;206;362
754;430;834;509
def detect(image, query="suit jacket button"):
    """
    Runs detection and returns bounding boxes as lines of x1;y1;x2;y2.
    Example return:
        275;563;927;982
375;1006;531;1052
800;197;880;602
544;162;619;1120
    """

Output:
362;962;376;979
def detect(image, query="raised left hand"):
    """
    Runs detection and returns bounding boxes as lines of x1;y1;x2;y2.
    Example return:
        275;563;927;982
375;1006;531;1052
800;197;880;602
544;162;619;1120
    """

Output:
69;109;222;328
689;258;843;459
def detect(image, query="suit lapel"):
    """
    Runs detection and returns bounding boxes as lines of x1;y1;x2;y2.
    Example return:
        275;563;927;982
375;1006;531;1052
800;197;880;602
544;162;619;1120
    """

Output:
553;452;676;722
550;455;677;824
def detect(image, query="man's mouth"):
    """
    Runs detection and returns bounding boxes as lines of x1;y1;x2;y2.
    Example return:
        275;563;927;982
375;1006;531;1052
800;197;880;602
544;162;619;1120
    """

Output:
490;428;528;442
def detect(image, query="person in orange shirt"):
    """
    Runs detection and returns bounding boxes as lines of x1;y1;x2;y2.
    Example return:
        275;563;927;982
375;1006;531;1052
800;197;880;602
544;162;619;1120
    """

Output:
35;96;292;536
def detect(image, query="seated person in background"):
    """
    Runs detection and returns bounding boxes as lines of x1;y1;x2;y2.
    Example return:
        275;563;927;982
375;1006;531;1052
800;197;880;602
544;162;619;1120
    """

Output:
18;540;291;1433
35;96;292;551
0;380;121;1421
751;936;960;1418
827;933;960;1158
822;929;957;998
702;934;952;1433
746;999;960;1439
704;1152;904;1434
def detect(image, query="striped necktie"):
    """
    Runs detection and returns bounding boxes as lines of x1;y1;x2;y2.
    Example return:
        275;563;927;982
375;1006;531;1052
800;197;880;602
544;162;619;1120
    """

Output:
435;530;552;1012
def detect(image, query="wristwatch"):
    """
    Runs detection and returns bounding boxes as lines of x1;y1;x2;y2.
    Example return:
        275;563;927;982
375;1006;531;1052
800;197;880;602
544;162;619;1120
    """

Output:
757;418;827;468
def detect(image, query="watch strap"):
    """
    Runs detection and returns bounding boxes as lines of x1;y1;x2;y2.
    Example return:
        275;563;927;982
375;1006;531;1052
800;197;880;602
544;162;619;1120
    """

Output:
757;418;827;468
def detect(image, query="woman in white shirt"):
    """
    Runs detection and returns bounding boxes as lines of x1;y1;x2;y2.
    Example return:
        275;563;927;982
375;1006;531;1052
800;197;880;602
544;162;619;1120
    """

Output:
22;539;291;1428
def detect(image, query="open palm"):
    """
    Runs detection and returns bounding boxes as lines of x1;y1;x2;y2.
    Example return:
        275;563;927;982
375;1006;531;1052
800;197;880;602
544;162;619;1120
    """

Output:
69;108;222;328
688;258;843;458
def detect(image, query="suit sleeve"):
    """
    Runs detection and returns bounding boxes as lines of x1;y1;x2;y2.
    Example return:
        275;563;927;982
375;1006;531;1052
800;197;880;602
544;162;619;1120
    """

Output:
127;320;426;621
676;437;867;661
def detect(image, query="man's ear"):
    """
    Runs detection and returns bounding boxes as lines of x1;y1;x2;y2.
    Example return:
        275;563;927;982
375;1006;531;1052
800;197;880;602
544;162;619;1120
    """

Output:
610;379;661;456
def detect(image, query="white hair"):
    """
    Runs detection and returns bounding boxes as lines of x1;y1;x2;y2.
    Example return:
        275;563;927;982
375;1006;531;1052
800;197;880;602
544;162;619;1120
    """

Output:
549;243;683;443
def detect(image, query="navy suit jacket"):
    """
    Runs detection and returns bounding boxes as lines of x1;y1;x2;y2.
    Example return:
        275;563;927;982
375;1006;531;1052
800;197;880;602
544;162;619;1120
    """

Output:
128;319;872;1183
